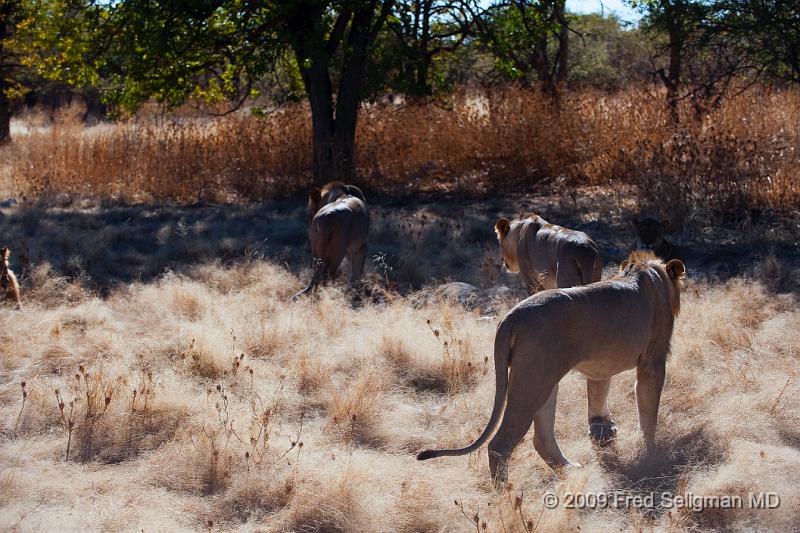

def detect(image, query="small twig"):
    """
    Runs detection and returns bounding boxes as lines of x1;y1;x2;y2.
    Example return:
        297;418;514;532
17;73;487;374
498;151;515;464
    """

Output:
54;389;75;461
509;491;529;532
768;377;792;415
65;404;74;461
455;499;481;533
11;491;46;529
530;507;545;532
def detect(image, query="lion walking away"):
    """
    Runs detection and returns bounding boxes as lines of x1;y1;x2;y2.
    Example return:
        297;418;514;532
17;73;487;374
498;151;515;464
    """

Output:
495;212;608;440
417;251;686;485
292;182;370;300
494;213;602;295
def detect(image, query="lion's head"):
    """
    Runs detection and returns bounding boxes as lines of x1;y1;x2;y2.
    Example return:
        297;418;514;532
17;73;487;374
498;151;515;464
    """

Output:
494;217;520;272
633;217;670;252
308;182;366;221
620;250;685;317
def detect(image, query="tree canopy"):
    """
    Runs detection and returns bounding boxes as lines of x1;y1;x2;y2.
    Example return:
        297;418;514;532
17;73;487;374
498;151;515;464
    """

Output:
2;0;800;175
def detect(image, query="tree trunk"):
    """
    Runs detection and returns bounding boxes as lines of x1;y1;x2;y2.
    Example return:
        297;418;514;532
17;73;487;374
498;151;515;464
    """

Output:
0;8;11;145
664;13;682;125
415;56;431;97
302;61;338;184
333;10;374;184
415;0;432;97
533;35;554;93
302;54;361;185
0;82;10;145
293;0;393;185
554;0;569;90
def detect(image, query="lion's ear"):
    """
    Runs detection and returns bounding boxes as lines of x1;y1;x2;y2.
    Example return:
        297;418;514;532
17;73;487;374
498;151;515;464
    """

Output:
619;259;630;272
308;187;322;217
665;259;686;280
495;218;510;239
345;185;365;202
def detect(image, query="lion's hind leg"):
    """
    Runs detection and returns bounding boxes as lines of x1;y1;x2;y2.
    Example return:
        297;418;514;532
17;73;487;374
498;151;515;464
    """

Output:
323;248;346;282
487;371;567;485
321;229;348;282
532;383;578;471
587;378;616;444
635;361;666;453
291;258;326;301
347;242;367;284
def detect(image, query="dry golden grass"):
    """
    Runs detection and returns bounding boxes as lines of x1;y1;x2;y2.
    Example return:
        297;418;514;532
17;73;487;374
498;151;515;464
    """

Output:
0;250;797;531
2;86;798;213
0;89;797;528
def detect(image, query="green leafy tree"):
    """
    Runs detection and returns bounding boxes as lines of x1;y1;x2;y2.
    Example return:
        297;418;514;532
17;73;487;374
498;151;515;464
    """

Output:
567;14;654;90
629;0;799;121
29;0;395;184
385;0;471;97
708;0;800;83
0;0;110;142
630;0;710;122
469;0;570;93
0;0;26;143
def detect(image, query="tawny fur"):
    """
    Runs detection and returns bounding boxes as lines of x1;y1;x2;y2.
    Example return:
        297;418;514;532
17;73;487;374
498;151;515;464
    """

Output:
418;251;686;485
1;247;21;309
292;182;370;300
495;212;602;295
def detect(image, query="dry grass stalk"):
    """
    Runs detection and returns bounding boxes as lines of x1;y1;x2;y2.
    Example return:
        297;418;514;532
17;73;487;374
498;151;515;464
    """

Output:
2;86;798;214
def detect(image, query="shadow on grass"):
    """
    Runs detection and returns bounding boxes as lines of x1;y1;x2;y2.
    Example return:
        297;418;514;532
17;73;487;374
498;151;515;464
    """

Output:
0;192;795;295
597;425;728;518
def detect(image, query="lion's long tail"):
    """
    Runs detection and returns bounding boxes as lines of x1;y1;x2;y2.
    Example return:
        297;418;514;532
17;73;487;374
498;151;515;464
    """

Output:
291;219;332;301
417;319;512;461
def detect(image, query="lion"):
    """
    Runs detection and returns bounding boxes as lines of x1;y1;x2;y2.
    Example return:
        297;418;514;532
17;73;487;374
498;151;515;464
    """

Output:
495;213;601;295
292;182;370;300
633;217;683;261
417;251;686;484
1;247;21;308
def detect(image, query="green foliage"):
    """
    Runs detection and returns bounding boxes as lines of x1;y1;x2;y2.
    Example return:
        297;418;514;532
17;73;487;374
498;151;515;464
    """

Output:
99;1;283;113
709;0;800;83
14;0;102;89
379;0;470;97
8;0;800;117
12;1;285;113
481;2;556;81
568;14;654;89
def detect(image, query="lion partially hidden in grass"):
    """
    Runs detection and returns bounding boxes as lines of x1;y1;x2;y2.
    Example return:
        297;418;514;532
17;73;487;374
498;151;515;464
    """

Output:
633;217;684;261
292;182;370;300
417;251;685;484
495;213;601;295
1;247;21;308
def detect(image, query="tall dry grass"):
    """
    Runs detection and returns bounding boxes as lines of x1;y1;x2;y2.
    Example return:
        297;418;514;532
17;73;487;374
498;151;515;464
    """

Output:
3;86;799;213
0;252;798;531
